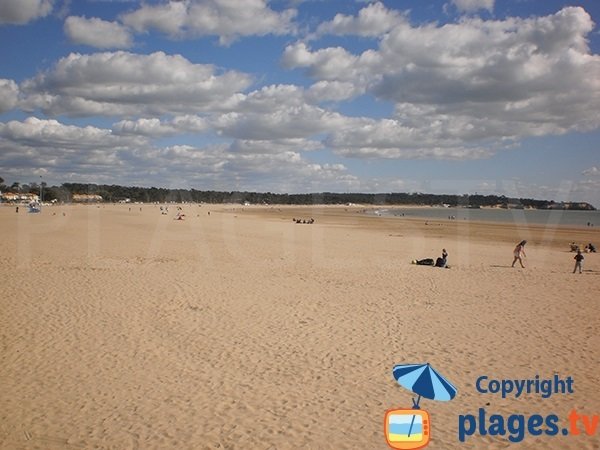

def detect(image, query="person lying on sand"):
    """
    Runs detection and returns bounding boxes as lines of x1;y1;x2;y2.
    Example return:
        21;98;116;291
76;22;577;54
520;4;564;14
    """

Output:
411;248;449;268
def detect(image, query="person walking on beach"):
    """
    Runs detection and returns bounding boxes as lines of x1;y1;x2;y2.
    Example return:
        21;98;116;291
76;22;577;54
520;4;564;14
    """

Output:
573;250;584;274
512;240;527;268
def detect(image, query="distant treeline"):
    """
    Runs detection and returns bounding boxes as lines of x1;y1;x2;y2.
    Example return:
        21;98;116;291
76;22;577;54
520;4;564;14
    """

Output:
0;180;595;210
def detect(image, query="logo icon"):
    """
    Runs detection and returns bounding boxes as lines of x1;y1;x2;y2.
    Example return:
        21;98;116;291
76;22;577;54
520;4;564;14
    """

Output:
385;363;457;449
384;408;431;450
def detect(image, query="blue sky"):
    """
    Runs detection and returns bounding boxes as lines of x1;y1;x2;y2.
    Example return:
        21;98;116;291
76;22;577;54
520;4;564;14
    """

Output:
0;0;599;205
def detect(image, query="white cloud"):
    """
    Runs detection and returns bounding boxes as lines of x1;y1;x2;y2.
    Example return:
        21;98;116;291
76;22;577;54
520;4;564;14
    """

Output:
0;117;353;193
0;117;146;175
583;166;600;176
451;0;494;14
205;148;352;193
0;116;143;149
0;0;53;25
306;81;364;102
112;115;209;137
120;1;187;36
20;51;253;116
120;0;297;45
325;117;493;160
64;16;133;49
211;84;346;140
110;84;340;152
283;6;600;159
282;42;378;84
313;1;406;38
0;79;19;114
228;138;323;154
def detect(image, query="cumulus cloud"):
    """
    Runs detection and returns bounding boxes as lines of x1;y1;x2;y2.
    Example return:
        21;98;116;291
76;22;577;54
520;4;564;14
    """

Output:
228;138;323;154
282;42;377;87
0;79;19;114
211;84;346;140
64;16;133;49
206;148;353;193
284;6;600;159
110;84;348;142
313;1;406;38
120;0;297;45
583;166;600;176
0;0;53;25
325;116;493;159
20;51;253;116
451;0;494;14
306;80;363;102
0;117;353;192
4;3;600;197
0;117;146;176
0;116;144;149
112;115;209;137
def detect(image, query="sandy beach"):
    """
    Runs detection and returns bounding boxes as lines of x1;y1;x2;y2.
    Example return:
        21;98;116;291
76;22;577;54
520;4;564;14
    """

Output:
1;203;599;449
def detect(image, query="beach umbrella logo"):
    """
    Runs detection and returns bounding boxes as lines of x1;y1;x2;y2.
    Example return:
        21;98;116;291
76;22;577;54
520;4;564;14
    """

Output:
384;363;457;449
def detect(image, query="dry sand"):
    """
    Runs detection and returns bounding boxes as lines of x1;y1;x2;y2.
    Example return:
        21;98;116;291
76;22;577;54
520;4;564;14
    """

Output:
1;203;599;449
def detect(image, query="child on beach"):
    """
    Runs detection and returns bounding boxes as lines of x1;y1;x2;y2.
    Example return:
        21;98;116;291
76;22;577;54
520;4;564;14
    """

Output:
573;250;584;274
512;240;527;268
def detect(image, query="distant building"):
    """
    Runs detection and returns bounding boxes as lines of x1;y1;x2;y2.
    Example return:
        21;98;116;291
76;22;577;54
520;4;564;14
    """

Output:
1;192;39;203
546;202;595;211
72;194;103;202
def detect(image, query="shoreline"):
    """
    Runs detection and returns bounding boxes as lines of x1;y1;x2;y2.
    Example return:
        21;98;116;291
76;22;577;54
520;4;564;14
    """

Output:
223;205;599;249
3;203;598;252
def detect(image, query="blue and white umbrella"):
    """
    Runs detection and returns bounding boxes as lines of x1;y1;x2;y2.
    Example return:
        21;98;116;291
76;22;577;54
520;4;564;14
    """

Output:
393;362;457;405
392;362;457;437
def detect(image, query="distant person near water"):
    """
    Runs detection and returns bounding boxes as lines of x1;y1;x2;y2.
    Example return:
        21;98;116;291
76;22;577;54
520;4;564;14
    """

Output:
512;240;527;268
573;250;584;274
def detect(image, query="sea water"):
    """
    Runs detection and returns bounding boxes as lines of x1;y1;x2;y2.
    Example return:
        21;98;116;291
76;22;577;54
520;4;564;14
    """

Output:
371;207;600;228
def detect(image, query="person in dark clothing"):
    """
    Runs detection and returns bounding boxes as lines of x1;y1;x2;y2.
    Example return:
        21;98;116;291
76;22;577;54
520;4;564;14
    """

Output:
435;249;448;267
413;258;435;266
573;250;584;274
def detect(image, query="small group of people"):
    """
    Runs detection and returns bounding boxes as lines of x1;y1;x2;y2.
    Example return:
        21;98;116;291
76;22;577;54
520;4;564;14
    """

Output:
570;242;596;253
568;241;595;274
513;239;590;274
293;218;315;224
412;239;590;274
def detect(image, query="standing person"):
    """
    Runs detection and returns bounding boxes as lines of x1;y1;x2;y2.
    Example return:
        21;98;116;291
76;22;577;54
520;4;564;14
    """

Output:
511;240;527;268
573;250;584;274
